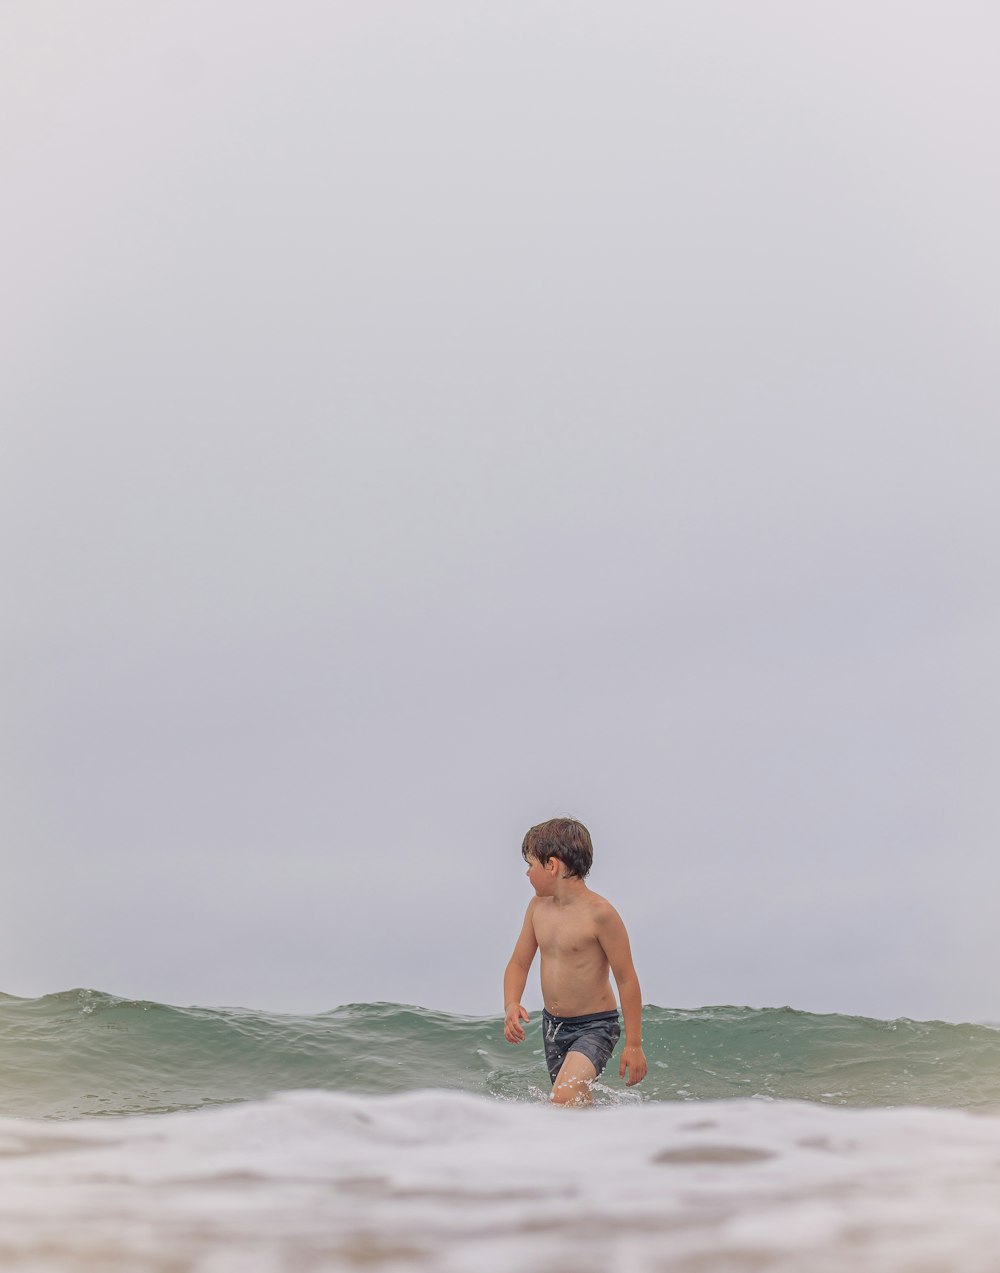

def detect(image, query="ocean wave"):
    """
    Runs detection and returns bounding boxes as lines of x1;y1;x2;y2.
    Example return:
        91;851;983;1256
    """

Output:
2;990;999;1119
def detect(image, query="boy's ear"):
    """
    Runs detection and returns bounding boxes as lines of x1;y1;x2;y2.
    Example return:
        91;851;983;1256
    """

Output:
547;856;563;874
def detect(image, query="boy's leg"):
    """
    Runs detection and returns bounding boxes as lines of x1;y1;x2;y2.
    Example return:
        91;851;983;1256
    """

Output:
551;1050;597;1106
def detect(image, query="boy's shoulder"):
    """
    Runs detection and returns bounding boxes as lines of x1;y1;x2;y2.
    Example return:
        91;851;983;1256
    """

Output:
530;889;619;921
584;890;620;921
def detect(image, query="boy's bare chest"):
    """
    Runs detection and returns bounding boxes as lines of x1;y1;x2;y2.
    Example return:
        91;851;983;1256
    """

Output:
532;906;601;958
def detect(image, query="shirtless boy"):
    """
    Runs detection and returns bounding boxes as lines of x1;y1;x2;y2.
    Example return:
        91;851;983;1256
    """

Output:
503;817;648;1105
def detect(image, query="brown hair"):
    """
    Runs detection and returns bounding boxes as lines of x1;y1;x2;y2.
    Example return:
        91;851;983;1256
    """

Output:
521;817;594;880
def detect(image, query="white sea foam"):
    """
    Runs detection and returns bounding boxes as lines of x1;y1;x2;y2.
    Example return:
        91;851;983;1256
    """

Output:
4;1091;1000;1271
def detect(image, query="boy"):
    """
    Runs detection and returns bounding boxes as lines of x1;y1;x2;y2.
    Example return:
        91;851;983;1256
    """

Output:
503;817;648;1105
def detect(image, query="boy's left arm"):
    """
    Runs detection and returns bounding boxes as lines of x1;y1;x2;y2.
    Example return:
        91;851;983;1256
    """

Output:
596;905;648;1086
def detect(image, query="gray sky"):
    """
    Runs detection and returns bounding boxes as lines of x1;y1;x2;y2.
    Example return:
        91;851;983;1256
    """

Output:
3;1;998;1022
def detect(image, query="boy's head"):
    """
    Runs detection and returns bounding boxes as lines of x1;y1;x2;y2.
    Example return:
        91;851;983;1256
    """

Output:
521;817;594;880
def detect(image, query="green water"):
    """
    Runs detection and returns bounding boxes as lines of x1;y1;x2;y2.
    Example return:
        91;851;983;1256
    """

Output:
2;989;999;1119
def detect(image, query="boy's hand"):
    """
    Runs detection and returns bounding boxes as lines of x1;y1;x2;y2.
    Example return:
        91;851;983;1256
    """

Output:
620;1044;648;1086
503;1003;529;1044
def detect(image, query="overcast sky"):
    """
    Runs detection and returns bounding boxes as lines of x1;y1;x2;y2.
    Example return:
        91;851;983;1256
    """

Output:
3;1;998;1023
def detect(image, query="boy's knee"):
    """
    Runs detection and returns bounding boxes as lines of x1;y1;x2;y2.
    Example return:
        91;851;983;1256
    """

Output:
551;1050;598;1105
551;1076;592;1106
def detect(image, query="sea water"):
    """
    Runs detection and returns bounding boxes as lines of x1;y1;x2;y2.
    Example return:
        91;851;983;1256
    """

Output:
4;990;1000;1271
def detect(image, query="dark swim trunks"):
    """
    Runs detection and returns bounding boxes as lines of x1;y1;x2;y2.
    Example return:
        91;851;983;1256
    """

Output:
542;1008;622;1085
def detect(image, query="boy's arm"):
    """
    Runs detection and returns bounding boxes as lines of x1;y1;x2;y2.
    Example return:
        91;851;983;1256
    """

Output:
595;904;648;1086
503;901;538;1044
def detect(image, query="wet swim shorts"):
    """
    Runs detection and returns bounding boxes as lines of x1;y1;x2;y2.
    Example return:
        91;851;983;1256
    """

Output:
542;1008;622;1085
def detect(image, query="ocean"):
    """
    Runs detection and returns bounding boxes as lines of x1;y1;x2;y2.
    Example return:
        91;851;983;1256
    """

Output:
4;989;1000;1271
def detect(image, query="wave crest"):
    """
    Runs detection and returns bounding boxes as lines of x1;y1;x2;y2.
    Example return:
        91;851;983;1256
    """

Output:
3;991;999;1119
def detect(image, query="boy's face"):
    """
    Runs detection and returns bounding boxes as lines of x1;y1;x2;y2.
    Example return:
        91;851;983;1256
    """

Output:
525;851;557;896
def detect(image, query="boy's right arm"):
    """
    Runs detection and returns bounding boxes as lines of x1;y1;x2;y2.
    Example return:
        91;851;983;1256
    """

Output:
503;901;538;1044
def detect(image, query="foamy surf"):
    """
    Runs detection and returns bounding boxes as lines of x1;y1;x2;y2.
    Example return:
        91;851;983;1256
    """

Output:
5;1090;1000;1272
